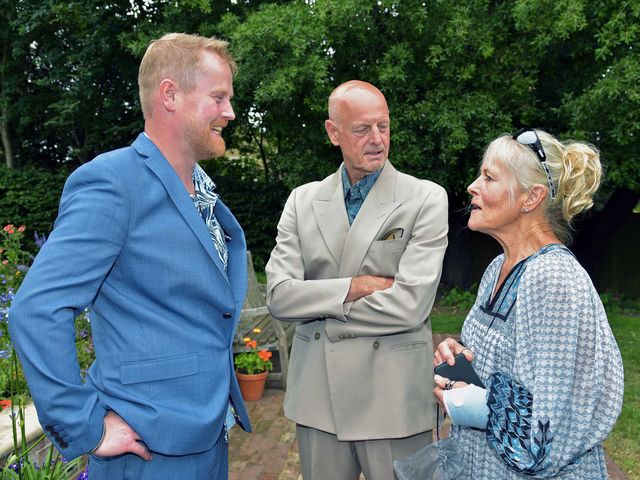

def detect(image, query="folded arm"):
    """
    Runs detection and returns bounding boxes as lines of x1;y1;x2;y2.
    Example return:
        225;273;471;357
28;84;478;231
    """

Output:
326;187;448;339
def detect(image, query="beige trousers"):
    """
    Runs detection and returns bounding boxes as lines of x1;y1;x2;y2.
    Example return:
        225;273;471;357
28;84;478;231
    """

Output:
296;424;433;480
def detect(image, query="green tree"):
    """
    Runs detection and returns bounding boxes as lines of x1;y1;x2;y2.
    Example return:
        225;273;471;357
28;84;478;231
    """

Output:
1;0;637;286
220;0;639;285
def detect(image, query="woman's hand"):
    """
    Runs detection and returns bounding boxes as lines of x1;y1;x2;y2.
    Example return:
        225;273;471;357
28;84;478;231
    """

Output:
433;375;468;411
432;339;475;411
433;338;473;367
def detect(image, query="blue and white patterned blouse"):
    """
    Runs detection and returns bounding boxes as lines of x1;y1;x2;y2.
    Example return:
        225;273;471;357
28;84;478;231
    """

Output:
451;244;624;479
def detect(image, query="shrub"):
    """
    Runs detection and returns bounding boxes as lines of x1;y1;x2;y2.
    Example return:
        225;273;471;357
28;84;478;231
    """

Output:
439;286;477;312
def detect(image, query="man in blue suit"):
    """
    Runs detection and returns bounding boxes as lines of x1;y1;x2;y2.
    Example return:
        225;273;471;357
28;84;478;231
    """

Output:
9;33;250;479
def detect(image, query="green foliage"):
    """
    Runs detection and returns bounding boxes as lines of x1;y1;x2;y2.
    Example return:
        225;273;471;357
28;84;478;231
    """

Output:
1;0;143;167
1;0;638;199
0;167;69;253
599;291;640;315
214;0;640;208
201;158;287;270
439;286;478;312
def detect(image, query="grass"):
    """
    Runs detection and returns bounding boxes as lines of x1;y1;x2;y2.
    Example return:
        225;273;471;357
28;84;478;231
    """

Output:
430;305;639;479
430;304;466;333
605;313;639;479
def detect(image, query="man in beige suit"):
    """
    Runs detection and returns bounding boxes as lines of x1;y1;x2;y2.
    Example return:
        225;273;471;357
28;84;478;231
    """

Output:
265;80;448;479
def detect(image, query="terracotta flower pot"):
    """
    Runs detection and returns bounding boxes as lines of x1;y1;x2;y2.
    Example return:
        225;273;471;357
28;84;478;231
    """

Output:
236;370;269;401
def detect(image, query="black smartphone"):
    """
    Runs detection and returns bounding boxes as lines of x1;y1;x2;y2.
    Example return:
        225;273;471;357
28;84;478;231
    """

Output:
434;353;484;387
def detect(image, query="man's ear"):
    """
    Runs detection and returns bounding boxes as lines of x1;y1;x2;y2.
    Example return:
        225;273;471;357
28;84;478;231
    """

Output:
159;79;179;112
522;184;548;212
324;119;340;146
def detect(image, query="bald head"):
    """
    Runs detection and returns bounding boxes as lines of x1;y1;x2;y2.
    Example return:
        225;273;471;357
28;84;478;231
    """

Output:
328;80;388;124
325;80;391;183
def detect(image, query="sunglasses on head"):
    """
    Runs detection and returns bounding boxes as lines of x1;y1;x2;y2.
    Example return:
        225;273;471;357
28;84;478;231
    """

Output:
512;128;556;200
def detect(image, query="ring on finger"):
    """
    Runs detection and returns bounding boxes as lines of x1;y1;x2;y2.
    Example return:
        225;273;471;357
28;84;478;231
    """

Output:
444;379;457;390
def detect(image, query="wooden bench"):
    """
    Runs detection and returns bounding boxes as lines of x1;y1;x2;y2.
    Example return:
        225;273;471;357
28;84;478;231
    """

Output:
234;252;297;390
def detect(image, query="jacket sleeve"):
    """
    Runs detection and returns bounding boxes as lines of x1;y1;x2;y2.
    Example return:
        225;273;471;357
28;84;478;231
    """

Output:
8;158;128;460
325;186;448;339
266;184;448;340
265;188;352;322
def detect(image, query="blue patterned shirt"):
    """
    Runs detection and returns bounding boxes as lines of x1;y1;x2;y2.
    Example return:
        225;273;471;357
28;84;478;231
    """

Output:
191;164;228;271
341;165;383;225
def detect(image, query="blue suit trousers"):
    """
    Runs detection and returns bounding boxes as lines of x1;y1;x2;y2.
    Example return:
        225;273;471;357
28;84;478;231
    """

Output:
88;428;228;480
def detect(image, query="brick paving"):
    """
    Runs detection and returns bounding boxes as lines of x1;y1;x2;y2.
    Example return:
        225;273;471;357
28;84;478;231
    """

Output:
228;388;627;480
228;389;300;480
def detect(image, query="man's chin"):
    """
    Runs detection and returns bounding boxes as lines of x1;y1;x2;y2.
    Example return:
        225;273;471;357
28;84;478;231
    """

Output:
209;139;227;159
367;157;387;169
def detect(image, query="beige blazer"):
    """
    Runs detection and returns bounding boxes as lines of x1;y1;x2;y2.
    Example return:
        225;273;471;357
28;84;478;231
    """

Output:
266;161;448;440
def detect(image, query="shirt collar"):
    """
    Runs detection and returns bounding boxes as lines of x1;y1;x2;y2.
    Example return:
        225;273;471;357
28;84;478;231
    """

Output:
192;163;219;204
341;165;383;200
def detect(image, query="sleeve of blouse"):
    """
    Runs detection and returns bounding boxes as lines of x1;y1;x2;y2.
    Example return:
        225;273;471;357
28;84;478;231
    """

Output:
485;252;624;478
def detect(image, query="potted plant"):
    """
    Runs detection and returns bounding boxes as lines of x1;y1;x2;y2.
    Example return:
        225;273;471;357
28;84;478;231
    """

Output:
234;333;273;401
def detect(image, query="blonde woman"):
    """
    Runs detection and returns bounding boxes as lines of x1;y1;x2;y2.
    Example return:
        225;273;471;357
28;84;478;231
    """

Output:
433;129;623;479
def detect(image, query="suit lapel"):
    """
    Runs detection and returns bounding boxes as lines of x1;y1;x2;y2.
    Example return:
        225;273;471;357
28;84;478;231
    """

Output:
132;134;229;281
215;199;248;304
338;162;401;277
312;170;350;266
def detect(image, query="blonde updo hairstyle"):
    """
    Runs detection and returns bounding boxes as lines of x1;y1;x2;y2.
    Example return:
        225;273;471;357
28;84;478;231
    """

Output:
483;130;602;243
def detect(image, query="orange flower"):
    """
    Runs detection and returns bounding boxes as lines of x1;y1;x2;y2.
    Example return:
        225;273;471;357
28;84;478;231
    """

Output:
8;230;14;235
245;340;257;349
0;399;11;410
3;224;13;232
258;350;272;361
18;225;26;232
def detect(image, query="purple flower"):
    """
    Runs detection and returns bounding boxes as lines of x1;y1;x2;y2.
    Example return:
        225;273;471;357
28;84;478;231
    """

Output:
34;231;48;249
77;466;90;480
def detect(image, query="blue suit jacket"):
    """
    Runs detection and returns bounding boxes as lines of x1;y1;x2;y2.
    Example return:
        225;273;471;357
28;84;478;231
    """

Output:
9;133;251;460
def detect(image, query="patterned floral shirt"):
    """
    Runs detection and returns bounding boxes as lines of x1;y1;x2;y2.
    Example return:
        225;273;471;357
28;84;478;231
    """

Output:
191;163;228;271
341;165;382;225
451;244;624;479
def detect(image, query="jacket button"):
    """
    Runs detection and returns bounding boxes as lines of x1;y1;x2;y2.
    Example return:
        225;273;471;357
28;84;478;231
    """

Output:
223;312;232;319
373;340;380;349
314;332;320;340
59;441;69;449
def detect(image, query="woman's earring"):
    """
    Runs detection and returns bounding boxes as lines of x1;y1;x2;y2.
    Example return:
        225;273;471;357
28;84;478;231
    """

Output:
521;208;529;213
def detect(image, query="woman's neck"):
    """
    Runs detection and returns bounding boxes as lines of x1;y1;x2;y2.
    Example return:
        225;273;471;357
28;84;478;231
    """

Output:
490;222;561;297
